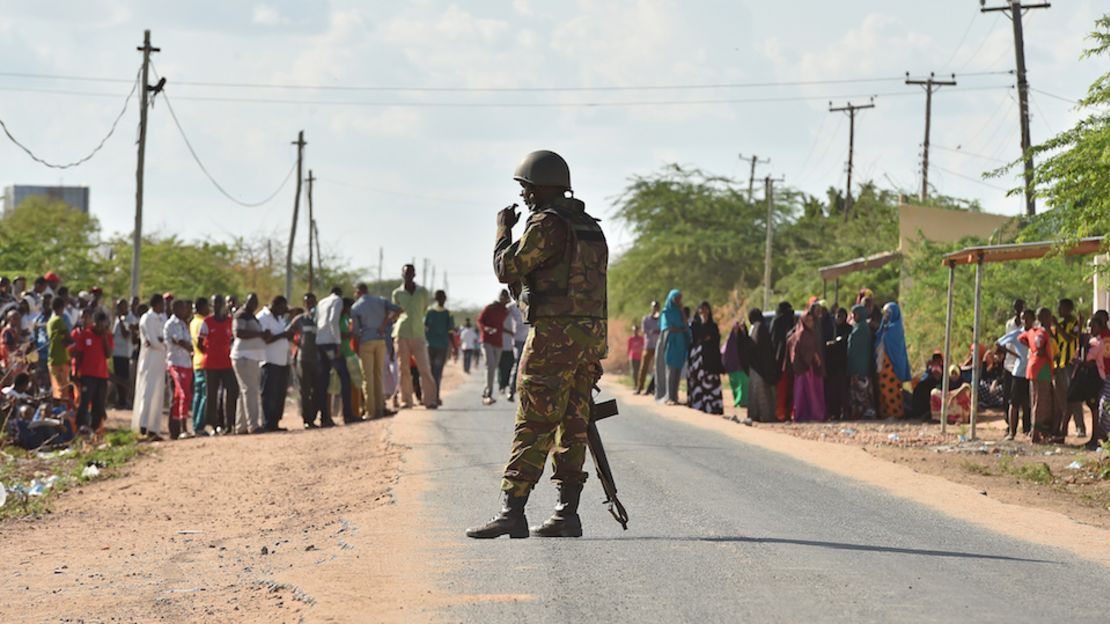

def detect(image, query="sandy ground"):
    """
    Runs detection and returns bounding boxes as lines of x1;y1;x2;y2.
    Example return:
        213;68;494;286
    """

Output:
0;361;466;624
608;381;1110;568
747;411;1110;531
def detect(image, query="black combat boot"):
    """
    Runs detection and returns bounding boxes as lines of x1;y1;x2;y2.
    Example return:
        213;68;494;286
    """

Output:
530;483;583;537
465;491;530;539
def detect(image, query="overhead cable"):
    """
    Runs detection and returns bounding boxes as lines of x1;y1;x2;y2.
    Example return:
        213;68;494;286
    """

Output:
0;67;139;169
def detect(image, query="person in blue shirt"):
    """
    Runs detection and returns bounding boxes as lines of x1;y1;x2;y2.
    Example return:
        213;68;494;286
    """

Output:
351;283;402;419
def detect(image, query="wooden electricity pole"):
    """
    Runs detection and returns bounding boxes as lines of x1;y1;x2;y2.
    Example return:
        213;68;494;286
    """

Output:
305;169;316;292
762;174;785;310
738;153;770;203
285;131;305;300
905;72;957;202
981;0;1050;216
131;29;160;299
313;219;323;278
829;99;875;220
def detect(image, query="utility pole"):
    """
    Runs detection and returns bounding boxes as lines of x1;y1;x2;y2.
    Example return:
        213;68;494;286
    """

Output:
738;153;770;203
378;247;384;294
981;0;1050;216
905;72;957;202
285;131;305;300
312;219;322;277
829;99;875;220
131;29;160;299
305;169;316;292
762;174;785;310
422;258;428;288
431;265;437;293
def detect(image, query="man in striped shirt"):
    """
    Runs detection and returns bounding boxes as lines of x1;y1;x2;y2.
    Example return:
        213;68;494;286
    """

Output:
1052;298;1085;438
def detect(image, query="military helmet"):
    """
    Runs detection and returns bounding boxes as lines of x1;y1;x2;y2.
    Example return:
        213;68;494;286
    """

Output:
513;150;571;190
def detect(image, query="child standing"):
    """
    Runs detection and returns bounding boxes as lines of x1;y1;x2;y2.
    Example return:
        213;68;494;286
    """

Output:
627;324;645;387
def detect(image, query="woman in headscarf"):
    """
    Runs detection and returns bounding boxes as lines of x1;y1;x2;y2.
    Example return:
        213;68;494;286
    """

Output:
824;306;850;420
787;305;826;421
746;308;778;422
721;318;753;409
655;289;690;405
846;304;875;419
875;302;911;419
770;301;795;421
688;301;724;414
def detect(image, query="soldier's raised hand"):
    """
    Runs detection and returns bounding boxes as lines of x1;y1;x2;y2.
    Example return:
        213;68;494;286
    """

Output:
497;203;520;229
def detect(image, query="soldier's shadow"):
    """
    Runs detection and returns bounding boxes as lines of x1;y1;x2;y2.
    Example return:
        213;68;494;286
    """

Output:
578;535;1056;564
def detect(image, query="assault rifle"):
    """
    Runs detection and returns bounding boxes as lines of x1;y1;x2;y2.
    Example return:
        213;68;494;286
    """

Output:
588;391;629;530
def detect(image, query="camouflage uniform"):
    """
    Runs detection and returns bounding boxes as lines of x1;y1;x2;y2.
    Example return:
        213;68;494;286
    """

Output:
494;196;608;497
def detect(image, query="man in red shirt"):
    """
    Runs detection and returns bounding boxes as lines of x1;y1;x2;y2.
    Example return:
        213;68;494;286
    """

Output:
477;290;510;405
198;294;239;434
73;311;114;438
1019;307;1060;444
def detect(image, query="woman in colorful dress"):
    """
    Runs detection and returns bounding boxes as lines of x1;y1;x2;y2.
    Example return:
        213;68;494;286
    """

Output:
874;302;911;419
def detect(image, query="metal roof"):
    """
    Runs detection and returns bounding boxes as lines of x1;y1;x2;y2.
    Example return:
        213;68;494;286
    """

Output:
818;250;901;281
941;236;1105;266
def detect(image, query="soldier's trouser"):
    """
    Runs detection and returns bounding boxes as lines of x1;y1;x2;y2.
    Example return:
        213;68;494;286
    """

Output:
502;324;599;497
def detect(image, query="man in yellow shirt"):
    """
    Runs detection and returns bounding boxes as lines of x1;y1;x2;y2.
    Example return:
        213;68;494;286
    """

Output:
189;297;210;436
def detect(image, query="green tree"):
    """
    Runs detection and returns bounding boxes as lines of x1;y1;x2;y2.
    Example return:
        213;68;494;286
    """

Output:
0;196;108;284
608;165;796;318
772;182;901;306
102;235;243;300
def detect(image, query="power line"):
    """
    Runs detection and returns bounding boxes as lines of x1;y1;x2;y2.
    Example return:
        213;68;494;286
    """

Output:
0;83;1015;109
159;86;297;208
1029;87;1077;105
956;13;1005;73
0;67;139;169
931;144;1009;164
793;112;829;177
0;69;1014;93
941;12;980;71
932;163;1011;191
1029;91;1055;136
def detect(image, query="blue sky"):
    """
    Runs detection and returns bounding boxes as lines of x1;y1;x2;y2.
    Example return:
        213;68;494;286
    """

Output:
0;1;1102;308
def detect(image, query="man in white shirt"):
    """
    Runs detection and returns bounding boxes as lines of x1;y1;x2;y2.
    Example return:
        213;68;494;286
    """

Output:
132;294;168;439
1001;298;1028;435
314;286;353;424
164;299;194;440
258;295;299;432
505;300;528;402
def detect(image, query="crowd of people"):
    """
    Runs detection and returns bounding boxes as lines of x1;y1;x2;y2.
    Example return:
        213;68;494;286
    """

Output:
1;264;463;444
626;288;1110;450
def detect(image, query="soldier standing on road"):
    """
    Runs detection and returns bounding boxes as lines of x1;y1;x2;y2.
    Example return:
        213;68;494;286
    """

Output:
466;150;609;539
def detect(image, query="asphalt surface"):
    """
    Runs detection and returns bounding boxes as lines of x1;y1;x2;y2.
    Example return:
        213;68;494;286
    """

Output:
408;373;1110;623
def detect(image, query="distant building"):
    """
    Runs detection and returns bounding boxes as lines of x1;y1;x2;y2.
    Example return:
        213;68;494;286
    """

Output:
3;185;90;214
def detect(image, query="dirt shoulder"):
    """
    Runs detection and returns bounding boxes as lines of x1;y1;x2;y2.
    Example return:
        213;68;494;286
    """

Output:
0;361;466;623
606;381;1110;567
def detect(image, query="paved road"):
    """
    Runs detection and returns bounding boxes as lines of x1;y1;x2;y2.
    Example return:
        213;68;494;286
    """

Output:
407;374;1110;623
